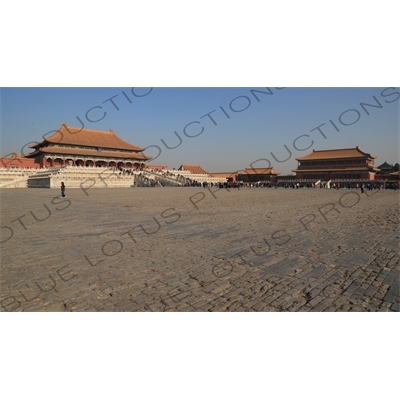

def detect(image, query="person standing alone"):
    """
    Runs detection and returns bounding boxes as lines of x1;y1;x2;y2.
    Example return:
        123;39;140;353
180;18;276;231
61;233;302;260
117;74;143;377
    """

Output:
61;182;66;197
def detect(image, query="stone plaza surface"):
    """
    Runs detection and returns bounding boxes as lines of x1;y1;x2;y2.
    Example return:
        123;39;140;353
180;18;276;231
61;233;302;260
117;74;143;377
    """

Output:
0;186;399;312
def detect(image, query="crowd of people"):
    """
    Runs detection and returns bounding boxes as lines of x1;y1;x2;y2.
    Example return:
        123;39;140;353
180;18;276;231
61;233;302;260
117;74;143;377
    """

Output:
109;166;399;191
279;181;394;190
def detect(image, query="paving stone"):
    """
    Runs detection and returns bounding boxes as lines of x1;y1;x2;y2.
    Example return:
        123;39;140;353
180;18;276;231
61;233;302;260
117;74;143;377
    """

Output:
1;187;399;312
390;302;399;312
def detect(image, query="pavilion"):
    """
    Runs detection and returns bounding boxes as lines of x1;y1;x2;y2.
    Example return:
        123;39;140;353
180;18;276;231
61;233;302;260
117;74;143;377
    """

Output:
292;147;380;181
26;123;151;168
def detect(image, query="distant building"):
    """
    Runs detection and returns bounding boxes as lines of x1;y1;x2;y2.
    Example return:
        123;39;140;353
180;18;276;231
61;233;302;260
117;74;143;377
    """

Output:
209;172;238;182
292;147;380;181
178;164;209;174
236;167;281;183
388;171;400;185
375;162;400;187
146;165;168;171
0;154;39;169
175;164;227;184
175;165;281;183
376;161;394;175
25;123;151;168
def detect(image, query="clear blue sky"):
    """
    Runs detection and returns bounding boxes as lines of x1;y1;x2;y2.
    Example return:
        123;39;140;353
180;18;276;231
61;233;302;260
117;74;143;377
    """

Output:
1;87;398;174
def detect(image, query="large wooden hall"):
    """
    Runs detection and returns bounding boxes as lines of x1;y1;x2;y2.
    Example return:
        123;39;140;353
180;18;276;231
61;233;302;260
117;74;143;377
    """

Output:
291;147;380;181
26;123;151;169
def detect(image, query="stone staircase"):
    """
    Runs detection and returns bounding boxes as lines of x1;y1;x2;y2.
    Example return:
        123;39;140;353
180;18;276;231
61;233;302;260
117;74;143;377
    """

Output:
137;170;182;187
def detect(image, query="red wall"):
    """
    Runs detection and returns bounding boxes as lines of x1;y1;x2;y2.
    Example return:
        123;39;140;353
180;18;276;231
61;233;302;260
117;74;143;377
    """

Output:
0;156;40;169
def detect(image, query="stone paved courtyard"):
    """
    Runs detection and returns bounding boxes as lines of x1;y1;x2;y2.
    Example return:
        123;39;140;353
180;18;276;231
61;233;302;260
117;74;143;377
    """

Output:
1;186;399;311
